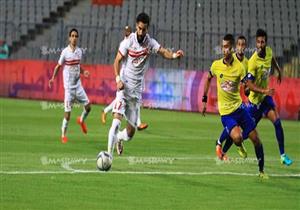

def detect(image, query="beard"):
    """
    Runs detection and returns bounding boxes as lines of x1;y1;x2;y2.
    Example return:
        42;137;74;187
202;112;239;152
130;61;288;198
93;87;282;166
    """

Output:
137;34;145;44
257;47;266;58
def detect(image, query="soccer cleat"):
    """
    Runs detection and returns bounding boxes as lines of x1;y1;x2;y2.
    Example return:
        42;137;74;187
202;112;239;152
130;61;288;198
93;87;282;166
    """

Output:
216;144;223;160
101;111;107;124
61;136;68;144
281;154;293;166
77;117;87;134
116;140;123;156
216;144;229;161
258;172;269;180
237;143;247;159
137;123;148;131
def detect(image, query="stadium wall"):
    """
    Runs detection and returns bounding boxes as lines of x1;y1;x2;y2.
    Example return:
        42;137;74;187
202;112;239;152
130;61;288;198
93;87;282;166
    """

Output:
0;60;299;120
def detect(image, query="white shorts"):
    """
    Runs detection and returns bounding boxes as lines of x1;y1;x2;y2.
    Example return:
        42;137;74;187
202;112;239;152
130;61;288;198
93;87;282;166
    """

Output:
112;90;140;128
64;85;89;112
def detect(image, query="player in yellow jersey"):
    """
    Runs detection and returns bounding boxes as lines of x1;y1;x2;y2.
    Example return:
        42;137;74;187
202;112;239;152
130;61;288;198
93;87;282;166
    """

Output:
202;34;268;178
246;29;293;165
215;35;249;160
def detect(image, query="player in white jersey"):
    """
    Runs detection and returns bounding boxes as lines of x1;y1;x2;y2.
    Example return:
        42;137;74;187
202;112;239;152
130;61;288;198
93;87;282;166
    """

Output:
49;28;91;143
107;13;184;156
101;26;149;131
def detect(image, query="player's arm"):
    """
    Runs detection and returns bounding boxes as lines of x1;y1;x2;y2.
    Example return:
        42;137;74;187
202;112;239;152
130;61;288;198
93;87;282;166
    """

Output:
49;64;61;88
246;74;274;96
201;72;213;116
113;51;124;90
80;67;90;78
272;56;282;84
157;47;184;59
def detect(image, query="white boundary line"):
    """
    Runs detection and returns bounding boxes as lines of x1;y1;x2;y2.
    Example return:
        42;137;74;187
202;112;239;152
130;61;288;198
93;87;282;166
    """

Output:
0;170;299;177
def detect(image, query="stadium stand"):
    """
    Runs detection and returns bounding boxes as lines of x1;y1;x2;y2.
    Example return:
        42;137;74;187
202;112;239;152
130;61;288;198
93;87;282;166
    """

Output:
0;0;299;76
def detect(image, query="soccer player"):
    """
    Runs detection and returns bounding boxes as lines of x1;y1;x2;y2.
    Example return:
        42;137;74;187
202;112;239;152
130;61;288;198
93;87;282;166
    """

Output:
246;29;292;165
202;34;268;178
107;12;183;156
215;35;249;160
101;26;149;131
216;30;293;166
49;28;91;143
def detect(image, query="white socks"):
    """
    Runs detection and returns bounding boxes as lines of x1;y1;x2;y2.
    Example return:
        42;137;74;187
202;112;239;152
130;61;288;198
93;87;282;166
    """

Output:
104;99;116;114
80;108;89;122
117;128;131;142
61;118;69;137
108;118;121;155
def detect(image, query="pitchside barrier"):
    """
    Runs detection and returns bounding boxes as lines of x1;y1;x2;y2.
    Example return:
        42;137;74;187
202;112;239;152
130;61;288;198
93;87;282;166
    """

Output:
1;59;299;120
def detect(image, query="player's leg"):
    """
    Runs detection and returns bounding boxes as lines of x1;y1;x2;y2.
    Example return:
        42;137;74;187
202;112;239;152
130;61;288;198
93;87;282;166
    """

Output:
240;107;267;178
102;99;116;124
221;114;247;158
116;99;138;155
61;90;73;143
137;105;148;131
108;91;125;156
216;129;231;160
76;86;91;134
265;104;293;166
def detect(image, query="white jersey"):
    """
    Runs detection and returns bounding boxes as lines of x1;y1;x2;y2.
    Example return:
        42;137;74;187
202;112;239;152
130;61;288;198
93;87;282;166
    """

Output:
58;45;83;89
118;32;160;99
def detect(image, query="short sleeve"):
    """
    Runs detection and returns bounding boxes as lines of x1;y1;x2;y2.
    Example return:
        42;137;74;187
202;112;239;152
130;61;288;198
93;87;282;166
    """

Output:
58;50;65;65
150;38;161;54
247;57;256;80
118;39;130;57
209;61;216;77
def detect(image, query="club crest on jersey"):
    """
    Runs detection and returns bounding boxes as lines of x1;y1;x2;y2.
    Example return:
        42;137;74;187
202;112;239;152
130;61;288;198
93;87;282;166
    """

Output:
220;74;223;78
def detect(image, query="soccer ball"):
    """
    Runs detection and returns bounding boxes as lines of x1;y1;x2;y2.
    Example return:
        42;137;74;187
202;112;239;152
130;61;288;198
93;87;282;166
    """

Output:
96;151;112;171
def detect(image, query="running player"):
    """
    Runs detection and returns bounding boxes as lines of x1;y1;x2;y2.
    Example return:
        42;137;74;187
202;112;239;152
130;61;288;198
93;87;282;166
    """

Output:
49;28;91;143
107;12;184;156
202;34;268;178
101;26;148;131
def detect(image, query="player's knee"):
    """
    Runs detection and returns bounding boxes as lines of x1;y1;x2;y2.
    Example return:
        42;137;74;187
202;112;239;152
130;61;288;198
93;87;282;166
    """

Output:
64;112;71;121
85;104;91;112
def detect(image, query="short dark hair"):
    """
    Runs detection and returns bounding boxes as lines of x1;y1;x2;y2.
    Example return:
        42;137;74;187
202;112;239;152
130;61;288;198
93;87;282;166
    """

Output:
256;29;267;42
237;35;246;43
223;34;235;46
136;12;150;26
69;28;78;37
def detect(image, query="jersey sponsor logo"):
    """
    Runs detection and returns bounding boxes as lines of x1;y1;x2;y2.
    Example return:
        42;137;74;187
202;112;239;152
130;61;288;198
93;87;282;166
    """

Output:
220;80;238;92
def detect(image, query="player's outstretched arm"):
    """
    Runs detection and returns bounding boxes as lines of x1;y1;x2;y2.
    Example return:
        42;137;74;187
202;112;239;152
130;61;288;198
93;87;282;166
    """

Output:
49;64;61;88
246;79;274;96
272;56;282;84
158;47;184;59
80;67;90;78
113;52;124;90
202;73;213;116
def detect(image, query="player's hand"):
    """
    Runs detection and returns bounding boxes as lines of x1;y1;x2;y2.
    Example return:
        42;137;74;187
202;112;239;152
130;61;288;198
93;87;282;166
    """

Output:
174;50;184;59
48;78;54;88
83;70;90;78
263;88;275;96
201;102;207;116
117;80;124;90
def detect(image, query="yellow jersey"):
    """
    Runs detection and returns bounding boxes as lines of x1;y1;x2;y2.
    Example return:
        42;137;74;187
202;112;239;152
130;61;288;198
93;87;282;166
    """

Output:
233;53;248;72
210;56;247;116
247;46;273;104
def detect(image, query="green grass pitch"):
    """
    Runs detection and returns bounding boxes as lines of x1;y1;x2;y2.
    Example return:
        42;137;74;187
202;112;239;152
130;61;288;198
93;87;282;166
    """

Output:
1;98;299;210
